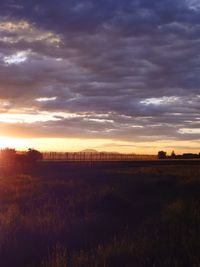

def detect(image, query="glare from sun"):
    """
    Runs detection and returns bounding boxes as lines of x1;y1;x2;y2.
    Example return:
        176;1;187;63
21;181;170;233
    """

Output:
0;137;23;149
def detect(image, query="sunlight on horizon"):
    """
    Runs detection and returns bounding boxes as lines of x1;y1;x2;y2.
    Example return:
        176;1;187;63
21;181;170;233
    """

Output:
0;136;199;154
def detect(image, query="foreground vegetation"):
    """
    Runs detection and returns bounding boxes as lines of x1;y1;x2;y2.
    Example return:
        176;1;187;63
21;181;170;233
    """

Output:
0;162;199;267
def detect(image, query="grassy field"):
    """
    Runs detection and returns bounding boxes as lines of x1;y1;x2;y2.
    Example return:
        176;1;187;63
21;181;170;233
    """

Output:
0;162;200;267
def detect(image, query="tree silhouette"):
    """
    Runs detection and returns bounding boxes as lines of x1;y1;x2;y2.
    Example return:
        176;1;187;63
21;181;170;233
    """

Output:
26;148;43;162
158;151;167;159
170;150;176;159
0;148;16;162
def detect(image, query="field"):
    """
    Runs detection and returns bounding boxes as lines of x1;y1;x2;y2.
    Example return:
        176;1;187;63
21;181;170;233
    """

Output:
0;161;200;267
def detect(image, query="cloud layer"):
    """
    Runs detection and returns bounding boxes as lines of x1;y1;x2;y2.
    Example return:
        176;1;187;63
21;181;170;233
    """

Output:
0;0;200;147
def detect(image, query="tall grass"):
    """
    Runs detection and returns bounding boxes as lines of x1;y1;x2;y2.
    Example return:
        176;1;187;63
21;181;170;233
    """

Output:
0;164;199;266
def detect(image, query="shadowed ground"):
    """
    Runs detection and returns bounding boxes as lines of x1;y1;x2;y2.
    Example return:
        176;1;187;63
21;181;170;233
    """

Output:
0;161;199;267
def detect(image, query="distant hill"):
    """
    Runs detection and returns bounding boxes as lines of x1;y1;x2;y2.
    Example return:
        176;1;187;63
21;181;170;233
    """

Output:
80;149;98;153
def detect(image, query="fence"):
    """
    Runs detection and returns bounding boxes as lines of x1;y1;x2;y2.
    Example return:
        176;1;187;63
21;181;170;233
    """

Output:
42;152;156;161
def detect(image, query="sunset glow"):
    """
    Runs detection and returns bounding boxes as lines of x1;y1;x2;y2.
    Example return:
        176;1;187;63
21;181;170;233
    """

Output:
0;1;199;154
0;136;200;155
1;2;200;267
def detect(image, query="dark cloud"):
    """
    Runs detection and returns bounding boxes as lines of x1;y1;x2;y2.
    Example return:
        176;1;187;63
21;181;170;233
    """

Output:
0;0;200;145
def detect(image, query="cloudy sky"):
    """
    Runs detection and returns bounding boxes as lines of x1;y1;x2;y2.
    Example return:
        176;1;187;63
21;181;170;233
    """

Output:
0;0;200;153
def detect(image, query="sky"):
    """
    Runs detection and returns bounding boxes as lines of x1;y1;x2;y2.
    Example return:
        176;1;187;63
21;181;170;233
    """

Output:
0;0;200;154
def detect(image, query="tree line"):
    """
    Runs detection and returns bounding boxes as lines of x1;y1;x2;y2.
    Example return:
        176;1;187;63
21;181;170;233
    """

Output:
0;148;43;164
158;150;200;159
